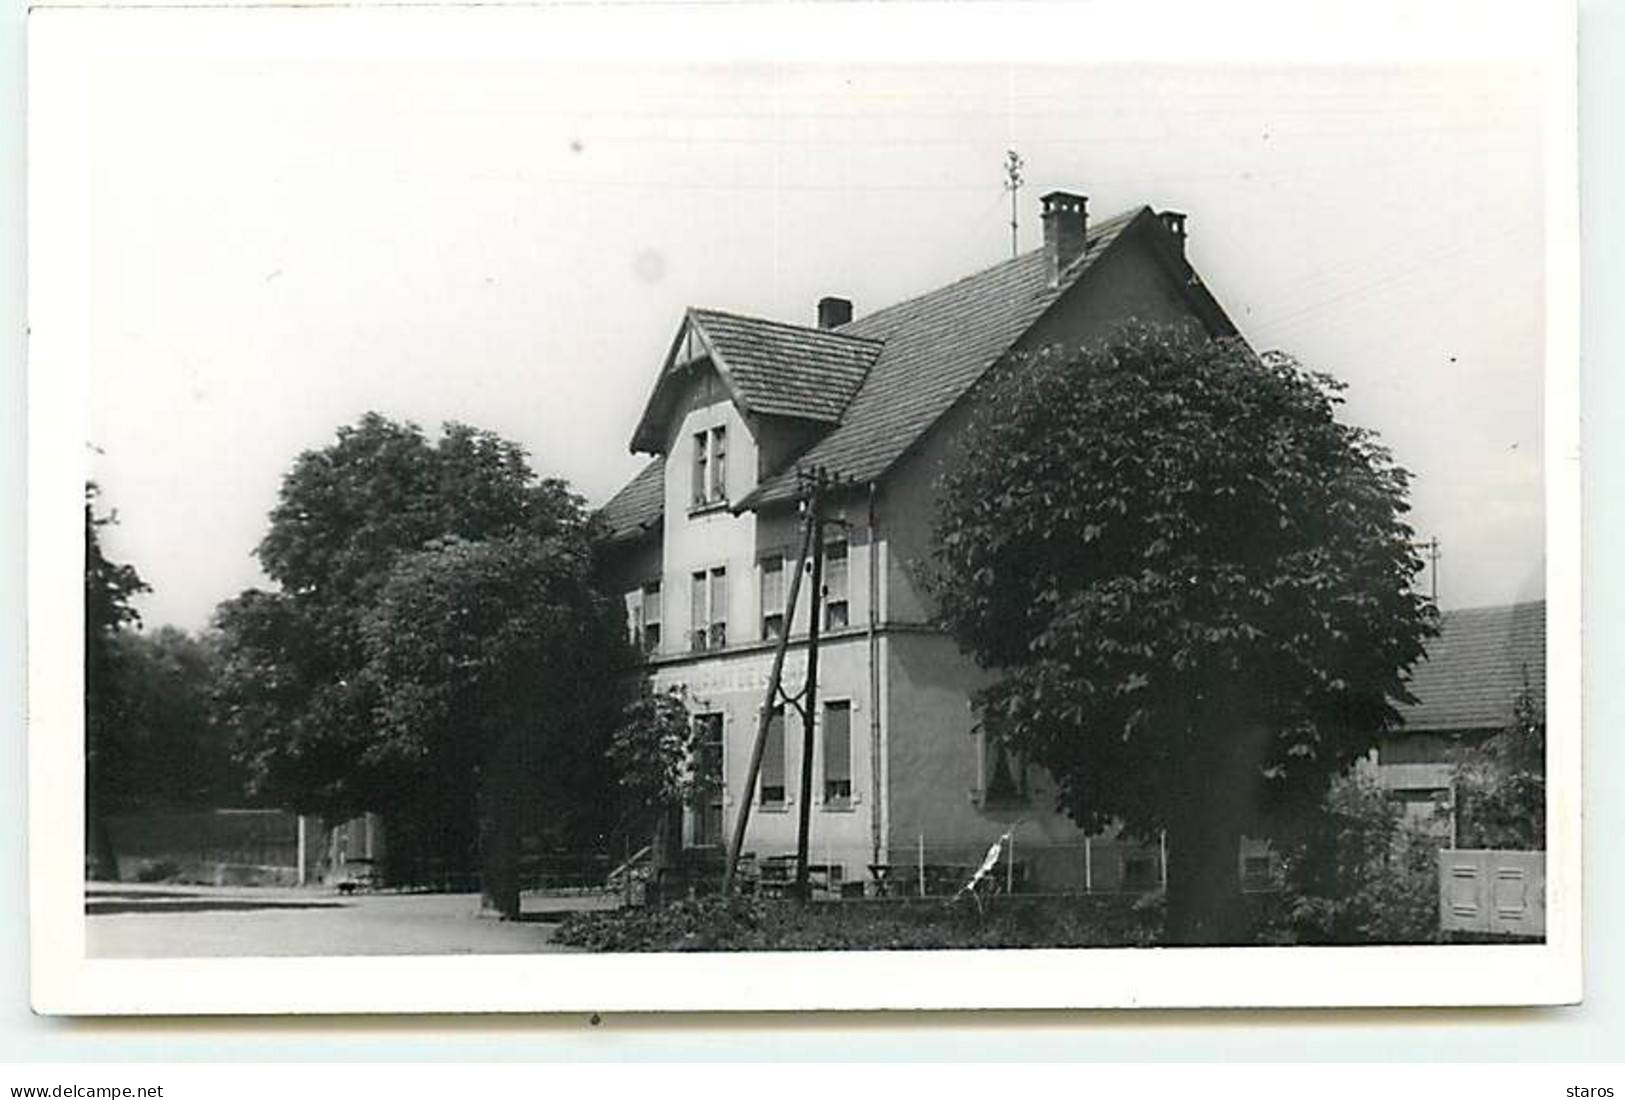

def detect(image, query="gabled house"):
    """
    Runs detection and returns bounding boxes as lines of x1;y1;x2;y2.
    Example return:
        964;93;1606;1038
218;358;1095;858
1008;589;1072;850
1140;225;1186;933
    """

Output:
598;191;1240;892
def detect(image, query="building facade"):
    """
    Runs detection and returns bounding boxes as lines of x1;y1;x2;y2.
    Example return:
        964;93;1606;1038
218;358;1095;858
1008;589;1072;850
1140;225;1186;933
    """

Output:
599;192;1244;892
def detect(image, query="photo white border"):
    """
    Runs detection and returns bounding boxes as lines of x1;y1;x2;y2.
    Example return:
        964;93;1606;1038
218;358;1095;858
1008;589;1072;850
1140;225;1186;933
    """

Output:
26;0;1582;1015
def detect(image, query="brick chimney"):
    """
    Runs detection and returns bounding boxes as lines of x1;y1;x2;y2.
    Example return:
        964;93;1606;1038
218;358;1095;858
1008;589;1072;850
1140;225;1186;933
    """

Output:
817;296;853;330
1040;191;1088;287
1157;210;1188;260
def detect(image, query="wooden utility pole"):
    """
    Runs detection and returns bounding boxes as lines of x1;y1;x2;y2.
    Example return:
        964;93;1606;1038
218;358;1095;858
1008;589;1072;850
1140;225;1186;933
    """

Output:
793;468;831;902
721;500;816;897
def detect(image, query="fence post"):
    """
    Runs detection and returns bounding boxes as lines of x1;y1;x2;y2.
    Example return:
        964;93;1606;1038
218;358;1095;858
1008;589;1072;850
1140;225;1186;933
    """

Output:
918;833;925;898
297;815;307;886
1084;836;1093;894
1005;833;1014;894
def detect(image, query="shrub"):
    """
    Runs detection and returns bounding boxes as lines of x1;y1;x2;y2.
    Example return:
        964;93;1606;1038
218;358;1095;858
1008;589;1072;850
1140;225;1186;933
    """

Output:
1259;774;1442;945
553;894;1160;952
134;859;182;883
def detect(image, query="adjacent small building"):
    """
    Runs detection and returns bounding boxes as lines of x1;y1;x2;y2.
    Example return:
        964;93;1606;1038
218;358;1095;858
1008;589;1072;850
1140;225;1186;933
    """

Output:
1373;599;1547;835
598;191;1243;892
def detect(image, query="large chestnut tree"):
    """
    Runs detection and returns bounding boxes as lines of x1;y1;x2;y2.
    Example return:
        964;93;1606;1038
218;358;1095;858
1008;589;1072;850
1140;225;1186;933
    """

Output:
930;324;1436;943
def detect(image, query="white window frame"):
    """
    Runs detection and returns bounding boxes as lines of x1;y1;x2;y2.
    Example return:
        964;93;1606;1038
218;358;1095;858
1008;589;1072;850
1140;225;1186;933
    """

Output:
639;580;662;654
821;698;855;810
690;565;728;651
823;537;850;630
759;706;787;810
759;553;786;640
691;425;728;509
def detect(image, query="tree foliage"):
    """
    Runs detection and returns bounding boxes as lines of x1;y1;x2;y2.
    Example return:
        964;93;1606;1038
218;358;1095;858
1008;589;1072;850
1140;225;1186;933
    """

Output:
1265;774;1442;945
607;686;697;836
363;532;626;914
84;482;150;876
212;414;620;908
102;626;241;811
1456;685;1545;850
930;323;1436;941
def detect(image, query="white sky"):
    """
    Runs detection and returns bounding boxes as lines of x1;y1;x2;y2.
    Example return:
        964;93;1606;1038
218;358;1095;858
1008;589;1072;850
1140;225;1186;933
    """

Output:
64;12;1549;631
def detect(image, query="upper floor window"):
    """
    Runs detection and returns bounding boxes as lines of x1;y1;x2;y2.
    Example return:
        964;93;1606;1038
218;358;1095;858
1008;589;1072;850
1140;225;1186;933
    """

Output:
692;425;727;508
823;700;852;807
823;538;849;630
639;581;662;654
690;566;728;651
760;554;785;640
624;581;662;655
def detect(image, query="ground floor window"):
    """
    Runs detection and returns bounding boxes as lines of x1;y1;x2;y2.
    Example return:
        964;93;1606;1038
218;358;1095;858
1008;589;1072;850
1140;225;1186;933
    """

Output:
760;707;786;808
691;712;724;847
823;701;852;807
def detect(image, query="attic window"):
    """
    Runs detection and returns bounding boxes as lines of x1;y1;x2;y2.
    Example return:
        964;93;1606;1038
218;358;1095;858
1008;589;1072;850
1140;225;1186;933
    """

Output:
692;426;727;509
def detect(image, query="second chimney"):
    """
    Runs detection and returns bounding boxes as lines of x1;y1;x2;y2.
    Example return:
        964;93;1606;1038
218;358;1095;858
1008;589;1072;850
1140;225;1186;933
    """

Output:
1040;191;1088;287
817;296;853;330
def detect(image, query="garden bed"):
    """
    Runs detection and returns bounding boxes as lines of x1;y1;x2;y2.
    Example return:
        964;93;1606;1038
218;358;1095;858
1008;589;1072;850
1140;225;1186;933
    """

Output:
552;893;1163;952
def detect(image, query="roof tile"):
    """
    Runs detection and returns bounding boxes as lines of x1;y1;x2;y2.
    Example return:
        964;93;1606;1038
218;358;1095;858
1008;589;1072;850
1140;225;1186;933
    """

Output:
689;309;882;424
745;207;1145;506
598;456;665;542
1397;601;1546;732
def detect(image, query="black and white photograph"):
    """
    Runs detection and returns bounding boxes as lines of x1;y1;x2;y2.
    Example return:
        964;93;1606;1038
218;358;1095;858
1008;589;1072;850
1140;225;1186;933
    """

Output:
27;0;1580;1014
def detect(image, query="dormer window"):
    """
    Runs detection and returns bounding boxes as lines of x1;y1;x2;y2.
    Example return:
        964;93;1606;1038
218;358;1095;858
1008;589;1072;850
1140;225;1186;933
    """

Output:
692;425;727;509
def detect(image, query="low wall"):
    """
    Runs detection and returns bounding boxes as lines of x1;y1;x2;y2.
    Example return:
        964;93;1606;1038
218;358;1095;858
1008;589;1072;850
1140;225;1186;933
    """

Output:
103;809;321;886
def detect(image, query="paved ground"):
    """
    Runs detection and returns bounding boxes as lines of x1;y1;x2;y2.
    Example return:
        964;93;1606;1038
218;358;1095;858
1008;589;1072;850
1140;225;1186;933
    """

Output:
85;882;621;957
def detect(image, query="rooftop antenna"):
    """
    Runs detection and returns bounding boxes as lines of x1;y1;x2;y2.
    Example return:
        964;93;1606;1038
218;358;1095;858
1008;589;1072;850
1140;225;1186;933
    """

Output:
1003;150;1025;259
1413;537;1441;603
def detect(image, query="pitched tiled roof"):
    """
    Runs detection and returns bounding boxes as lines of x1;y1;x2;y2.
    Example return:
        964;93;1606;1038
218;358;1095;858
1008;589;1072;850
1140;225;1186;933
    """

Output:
689;309;882;423
1396;601;1546;733
604;202;1223;530
598;456;664;542
742;206;1146;508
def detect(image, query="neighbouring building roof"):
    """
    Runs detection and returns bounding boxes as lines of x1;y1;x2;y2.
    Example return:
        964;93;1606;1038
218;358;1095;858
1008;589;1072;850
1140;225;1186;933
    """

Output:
598;455;665;542
1396;600;1546;733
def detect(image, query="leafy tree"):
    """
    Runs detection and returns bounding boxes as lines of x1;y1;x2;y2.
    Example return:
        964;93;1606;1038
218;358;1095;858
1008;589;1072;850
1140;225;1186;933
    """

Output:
362;534;625;917
106;626;242;811
212;414;615;906
930;324;1436;943
117;627;243;805
607;686;697;877
84;482;150;878
1456;684;1544;850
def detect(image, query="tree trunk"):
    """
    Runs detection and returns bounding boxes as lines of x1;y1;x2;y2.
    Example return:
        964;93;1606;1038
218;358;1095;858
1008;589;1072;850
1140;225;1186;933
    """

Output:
1162;699;1270;945
85;803;120;882
477;733;525;920
1164;801;1245;944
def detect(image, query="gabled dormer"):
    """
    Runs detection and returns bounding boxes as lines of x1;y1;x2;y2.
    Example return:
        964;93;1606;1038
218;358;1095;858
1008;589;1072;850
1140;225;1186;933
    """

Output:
629;307;883;499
